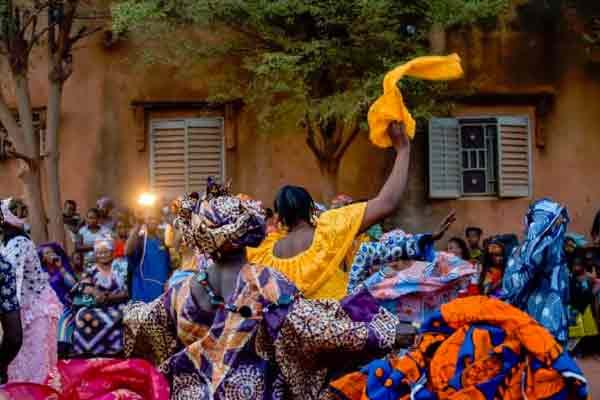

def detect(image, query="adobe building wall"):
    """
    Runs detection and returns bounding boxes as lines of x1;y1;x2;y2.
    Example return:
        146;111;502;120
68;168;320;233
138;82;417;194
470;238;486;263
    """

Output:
1;25;599;242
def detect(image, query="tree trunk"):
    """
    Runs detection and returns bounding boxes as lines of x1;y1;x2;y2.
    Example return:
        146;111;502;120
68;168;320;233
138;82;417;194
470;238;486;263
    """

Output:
429;23;447;54
304;115;360;205
18;161;48;243
318;162;338;204
14;74;48;243
45;80;65;245
14;75;38;158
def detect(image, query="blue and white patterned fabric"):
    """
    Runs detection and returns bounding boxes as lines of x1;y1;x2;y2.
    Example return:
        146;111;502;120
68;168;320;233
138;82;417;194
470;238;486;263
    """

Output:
502;198;570;345
347;230;435;294
0;253;19;313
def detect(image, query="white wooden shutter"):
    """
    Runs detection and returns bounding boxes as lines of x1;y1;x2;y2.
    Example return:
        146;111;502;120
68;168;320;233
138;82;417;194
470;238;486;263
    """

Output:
150;118;225;196
497;116;531;198
186;118;224;193
150;120;187;196
428;118;461;199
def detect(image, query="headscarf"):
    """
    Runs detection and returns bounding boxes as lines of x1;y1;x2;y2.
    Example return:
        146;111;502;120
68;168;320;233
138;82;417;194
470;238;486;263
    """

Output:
96;196;114;211
313;202;327;218
1;198;29;245
94;235;115;253
0;198;26;229
566;232;587;248
368;54;463;148
478;235;517;297
174;178;266;255
330;194;353;210
502;198;570;344
37;242;76;306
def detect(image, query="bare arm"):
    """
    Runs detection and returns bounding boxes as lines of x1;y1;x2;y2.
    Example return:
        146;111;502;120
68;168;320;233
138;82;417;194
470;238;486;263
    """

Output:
95;289;129;304
360;121;411;232
125;224;142;257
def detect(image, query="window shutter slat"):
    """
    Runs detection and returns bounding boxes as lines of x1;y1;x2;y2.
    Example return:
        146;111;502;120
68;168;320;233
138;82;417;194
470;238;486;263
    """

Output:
151;125;187;196
150;118;225;197
186;119;224;193
497;116;531;198
429;118;461;199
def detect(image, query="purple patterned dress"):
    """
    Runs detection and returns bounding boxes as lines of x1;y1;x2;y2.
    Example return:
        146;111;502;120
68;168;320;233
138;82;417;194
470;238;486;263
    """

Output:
156;264;401;400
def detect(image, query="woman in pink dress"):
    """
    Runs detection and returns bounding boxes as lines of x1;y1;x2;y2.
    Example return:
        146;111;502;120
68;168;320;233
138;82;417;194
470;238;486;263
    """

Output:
0;198;62;383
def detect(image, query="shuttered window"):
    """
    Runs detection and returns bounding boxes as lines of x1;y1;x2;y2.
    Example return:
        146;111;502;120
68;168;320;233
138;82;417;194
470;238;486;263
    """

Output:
150;118;225;196
428;116;531;199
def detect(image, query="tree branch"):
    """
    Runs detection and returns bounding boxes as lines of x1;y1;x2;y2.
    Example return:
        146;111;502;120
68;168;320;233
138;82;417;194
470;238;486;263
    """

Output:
68;25;102;46
334;118;361;161
27;24;55;54
73;14;111;21
7;149;34;166
19;2;49;37
303;114;325;163
331;118;345;154
0;88;25;154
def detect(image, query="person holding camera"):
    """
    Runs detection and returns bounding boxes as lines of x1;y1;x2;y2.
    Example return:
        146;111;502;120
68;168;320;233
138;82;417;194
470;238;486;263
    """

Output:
125;208;171;303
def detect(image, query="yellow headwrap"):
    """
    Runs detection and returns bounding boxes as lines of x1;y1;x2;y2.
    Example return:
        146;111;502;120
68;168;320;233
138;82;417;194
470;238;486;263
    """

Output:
368;53;464;148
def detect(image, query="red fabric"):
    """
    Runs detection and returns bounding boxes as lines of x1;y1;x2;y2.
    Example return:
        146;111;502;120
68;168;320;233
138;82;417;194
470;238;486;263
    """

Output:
113;240;126;259
0;358;169;400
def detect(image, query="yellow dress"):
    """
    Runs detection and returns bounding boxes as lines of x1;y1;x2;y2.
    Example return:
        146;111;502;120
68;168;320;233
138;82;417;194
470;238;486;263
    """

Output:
247;203;367;300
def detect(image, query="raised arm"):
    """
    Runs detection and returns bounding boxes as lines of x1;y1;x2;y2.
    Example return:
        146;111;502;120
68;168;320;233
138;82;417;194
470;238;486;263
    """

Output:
360;121;411;232
125;223;143;257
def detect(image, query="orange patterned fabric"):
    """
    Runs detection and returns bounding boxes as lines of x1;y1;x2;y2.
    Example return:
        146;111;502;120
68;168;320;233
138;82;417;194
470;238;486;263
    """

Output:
440;296;563;363
328;297;589;400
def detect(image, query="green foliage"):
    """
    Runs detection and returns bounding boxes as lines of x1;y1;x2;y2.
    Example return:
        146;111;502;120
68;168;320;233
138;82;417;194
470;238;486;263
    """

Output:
112;0;508;132
426;0;509;27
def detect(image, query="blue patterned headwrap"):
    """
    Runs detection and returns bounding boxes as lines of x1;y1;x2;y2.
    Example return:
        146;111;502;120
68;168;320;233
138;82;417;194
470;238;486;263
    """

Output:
502;198;570;344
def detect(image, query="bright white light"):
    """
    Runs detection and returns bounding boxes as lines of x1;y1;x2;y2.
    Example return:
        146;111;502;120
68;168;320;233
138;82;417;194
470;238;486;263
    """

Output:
138;193;156;207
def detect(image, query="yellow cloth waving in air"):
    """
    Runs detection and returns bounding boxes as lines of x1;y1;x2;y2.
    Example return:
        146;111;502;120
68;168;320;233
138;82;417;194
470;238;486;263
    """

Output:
368;53;463;148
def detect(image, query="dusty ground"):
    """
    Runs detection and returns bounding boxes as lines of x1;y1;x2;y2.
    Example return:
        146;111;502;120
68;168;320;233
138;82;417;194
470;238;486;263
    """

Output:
578;357;600;398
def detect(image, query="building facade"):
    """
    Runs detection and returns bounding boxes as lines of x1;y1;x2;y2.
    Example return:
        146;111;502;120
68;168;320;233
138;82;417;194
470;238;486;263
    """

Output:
1;21;599;240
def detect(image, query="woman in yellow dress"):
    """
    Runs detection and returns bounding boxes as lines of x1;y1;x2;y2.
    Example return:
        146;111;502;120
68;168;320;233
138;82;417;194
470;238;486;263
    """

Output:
248;121;411;300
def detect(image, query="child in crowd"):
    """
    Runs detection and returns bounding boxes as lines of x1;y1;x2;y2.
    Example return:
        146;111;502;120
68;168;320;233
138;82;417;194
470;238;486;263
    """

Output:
447;237;470;261
76;208;112;268
465;226;483;264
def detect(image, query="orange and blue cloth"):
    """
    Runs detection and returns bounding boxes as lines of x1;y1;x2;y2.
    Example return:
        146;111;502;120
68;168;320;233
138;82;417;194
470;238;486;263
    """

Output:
329;296;589;400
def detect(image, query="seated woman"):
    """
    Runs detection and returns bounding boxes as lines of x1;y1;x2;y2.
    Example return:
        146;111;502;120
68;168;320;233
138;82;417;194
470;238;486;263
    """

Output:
248;121;411;300
37;243;79;357
124;181;415;399
70;237;129;357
